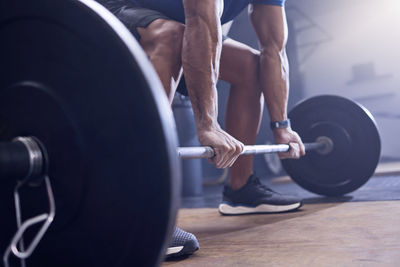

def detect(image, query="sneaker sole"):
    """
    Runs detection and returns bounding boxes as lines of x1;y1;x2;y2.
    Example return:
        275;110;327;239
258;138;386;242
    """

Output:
218;202;302;215
166;246;184;256
165;240;199;259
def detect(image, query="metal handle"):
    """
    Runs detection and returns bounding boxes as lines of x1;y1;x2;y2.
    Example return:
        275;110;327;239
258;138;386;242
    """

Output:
178;141;329;160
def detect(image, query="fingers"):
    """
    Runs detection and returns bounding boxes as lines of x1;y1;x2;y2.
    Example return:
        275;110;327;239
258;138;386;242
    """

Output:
299;141;306;156
208;130;244;169
211;137;244;169
289;142;301;158
293;132;306;157
223;135;244;168
274;128;306;160
212;144;232;168
278;142;300;159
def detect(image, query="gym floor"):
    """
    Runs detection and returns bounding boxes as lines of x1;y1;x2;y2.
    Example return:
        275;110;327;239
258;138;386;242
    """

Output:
164;162;400;266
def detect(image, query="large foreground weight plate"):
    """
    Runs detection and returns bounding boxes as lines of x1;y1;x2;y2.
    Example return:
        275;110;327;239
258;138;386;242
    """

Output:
0;0;180;266
282;95;381;196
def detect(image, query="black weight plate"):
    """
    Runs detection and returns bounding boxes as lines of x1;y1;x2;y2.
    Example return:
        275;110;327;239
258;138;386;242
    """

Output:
281;95;381;196
0;0;180;266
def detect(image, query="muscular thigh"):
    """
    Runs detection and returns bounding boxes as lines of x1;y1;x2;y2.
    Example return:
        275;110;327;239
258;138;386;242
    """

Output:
99;0;185;97
137;19;184;51
220;38;260;86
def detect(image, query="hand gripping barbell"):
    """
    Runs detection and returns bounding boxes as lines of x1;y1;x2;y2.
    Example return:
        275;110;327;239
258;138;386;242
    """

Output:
178;137;331;159
178;95;381;197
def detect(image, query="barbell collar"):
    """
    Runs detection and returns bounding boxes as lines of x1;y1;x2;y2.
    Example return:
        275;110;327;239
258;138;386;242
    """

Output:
304;141;330;153
0;137;44;182
178;141;329;160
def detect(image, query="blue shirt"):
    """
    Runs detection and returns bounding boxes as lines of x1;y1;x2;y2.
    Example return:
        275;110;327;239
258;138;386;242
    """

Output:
129;0;286;24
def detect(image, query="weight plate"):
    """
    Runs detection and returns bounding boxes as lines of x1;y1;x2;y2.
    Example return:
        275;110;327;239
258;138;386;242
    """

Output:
281;95;381;196
0;0;180;266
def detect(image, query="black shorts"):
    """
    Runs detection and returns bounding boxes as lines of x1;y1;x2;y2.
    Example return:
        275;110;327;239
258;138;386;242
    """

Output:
97;0;170;40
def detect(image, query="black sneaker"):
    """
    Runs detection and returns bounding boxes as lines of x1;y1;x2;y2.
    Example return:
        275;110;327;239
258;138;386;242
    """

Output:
166;227;199;259
219;174;302;215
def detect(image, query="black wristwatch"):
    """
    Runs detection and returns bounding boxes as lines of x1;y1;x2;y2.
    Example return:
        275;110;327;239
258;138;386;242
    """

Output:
270;119;291;130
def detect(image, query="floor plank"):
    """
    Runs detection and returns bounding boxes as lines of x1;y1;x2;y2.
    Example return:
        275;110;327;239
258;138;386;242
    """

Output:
164;201;400;267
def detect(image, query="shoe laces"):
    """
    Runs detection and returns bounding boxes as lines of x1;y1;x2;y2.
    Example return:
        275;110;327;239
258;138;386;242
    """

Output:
251;176;278;194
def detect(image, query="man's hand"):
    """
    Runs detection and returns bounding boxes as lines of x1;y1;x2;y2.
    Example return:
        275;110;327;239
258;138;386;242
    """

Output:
273;128;305;159
198;127;244;169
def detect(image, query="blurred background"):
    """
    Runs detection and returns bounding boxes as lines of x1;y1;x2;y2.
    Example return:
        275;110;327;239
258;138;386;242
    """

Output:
173;0;400;198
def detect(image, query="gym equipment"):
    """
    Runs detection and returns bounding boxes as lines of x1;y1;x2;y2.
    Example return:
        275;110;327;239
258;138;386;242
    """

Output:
0;0;179;266
282;95;381;196
178;140;327;159
177;95;381;196
0;0;381;266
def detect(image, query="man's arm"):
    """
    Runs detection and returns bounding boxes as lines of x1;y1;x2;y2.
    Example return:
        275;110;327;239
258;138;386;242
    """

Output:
182;0;244;168
250;4;305;158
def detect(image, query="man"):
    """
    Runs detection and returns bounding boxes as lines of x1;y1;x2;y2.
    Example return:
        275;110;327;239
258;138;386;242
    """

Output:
98;0;306;259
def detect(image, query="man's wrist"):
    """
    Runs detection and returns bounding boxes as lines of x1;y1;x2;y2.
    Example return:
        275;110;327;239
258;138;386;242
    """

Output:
270;119;291;131
196;119;220;133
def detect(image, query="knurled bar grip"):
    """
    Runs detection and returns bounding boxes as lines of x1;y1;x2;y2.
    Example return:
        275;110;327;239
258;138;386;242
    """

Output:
177;142;326;160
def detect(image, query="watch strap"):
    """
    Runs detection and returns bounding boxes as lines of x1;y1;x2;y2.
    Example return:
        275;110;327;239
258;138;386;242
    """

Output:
270;119;291;130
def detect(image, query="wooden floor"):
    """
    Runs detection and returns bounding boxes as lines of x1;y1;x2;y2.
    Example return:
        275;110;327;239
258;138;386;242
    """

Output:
163;201;400;267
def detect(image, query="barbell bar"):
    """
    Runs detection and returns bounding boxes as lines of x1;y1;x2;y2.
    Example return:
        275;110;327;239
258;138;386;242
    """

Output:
0;139;329;179
177;140;329;160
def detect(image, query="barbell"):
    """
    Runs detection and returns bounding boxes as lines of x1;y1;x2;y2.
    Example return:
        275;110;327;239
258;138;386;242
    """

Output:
178;94;381;196
0;0;381;266
178;139;329;159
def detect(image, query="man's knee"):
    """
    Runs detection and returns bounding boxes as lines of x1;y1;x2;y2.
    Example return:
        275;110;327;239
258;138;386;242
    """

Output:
140;20;185;57
157;21;185;50
241;51;261;89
